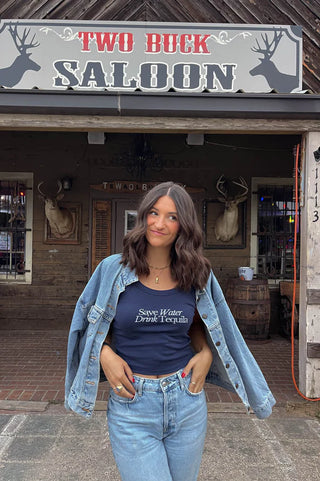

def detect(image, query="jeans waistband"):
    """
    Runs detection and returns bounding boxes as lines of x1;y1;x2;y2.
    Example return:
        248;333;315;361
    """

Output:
133;369;189;395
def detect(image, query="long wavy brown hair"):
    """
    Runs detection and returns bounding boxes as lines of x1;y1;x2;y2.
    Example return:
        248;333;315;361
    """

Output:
121;182;211;291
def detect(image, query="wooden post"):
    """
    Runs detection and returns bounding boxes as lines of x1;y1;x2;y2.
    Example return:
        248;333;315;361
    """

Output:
300;132;320;398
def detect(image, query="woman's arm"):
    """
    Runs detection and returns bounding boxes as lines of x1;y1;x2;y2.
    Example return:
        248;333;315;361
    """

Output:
182;310;213;393
100;334;135;399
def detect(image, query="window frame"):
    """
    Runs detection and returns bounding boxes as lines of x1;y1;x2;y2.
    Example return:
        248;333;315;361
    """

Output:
0;172;33;284
250;177;295;285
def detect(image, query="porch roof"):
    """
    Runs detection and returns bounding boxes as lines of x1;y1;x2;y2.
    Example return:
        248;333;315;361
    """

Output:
0;89;320;120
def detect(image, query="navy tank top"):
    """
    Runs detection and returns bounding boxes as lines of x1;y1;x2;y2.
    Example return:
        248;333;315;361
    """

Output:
112;281;196;375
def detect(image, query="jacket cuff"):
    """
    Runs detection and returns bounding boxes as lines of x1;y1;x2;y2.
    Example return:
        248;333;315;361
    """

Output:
253;393;276;419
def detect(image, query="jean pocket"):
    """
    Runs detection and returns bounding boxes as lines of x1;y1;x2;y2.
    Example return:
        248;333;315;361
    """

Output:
109;389;138;404
184;382;204;397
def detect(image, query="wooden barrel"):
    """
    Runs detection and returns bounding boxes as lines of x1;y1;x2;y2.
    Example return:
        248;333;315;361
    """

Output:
225;278;270;340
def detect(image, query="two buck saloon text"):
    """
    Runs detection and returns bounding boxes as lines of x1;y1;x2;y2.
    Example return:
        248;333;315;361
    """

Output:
0;22;302;93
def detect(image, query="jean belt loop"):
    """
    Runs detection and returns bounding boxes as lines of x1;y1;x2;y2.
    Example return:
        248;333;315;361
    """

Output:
178;369;185;390
136;377;143;396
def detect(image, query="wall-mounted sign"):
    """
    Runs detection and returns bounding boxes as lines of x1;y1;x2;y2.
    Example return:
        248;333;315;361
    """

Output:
0;20;302;93
90;182;204;193
91;181;158;192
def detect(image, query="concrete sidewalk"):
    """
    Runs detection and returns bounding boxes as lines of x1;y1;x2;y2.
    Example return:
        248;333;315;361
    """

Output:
1;329;320;480
0;405;319;481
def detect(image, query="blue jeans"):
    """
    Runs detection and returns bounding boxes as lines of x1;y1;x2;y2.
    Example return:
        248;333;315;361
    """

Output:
107;370;207;481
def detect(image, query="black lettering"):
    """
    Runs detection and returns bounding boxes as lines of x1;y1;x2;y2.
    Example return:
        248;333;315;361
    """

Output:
111;62;137;88
173;63;200;90
140;63;168;89
80;61;107;87
53;60;79;87
204;63;236;90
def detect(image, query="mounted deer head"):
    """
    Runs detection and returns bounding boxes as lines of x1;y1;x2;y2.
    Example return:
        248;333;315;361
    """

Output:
214;175;248;242
38;180;75;239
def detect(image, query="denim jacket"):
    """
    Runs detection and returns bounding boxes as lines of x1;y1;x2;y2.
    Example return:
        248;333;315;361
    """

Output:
65;254;275;419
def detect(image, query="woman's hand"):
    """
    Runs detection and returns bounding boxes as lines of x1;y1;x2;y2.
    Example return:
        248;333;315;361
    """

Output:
100;346;136;399
184;309;214;393
182;347;213;393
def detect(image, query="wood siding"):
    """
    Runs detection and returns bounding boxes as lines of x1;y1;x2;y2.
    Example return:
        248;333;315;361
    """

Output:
91;200;112;272
0;0;319;92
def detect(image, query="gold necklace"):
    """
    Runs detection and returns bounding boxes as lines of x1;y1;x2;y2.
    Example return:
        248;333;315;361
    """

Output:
148;263;170;284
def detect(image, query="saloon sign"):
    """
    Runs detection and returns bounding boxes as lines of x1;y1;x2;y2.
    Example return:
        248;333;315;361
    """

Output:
0;20;302;93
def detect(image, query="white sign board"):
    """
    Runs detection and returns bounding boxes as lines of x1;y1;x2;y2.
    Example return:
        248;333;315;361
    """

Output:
0;20;302;93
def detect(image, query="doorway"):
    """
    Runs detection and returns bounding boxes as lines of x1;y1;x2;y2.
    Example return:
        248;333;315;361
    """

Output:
91;194;139;273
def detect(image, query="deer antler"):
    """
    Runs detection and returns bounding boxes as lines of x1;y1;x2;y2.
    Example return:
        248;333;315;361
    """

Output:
19;27;40;52
37;181;46;197
56;180;63;195
37;180;63;198
251;30;283;60
216;175;228;199
8;24;40;54
232;176;248;199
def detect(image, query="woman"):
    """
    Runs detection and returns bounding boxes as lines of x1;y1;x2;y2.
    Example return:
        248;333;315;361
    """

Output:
65;181;275;481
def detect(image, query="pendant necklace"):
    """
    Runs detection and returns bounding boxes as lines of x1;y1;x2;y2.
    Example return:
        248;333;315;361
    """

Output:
148;263;170;284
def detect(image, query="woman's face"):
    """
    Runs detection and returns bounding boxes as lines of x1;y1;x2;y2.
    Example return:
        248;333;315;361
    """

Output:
145;195;180;249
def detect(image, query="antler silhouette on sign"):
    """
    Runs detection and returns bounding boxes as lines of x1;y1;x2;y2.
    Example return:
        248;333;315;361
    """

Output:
214;175;248;242
38;180;75;239
0;24;40;88
249;30;299;92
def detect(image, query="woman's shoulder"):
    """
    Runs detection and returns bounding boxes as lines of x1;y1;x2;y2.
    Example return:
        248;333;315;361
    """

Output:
101;253;122;264
99;253;123;270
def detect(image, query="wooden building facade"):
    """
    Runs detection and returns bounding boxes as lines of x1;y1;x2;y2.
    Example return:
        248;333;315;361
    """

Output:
0;129;301;329
0;1;320;397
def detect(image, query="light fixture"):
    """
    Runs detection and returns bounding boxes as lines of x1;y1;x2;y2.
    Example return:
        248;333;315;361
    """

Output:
87;132;106;145
186;133;204;146
61;177;73;191
112;134;163;180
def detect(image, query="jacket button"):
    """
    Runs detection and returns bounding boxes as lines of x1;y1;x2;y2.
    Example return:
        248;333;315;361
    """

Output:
235;383;239;389
216;341;221;347
226;363;230;369
202;314;208;319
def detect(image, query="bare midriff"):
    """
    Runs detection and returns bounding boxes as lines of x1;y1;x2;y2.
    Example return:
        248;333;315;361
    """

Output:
133;371;177;379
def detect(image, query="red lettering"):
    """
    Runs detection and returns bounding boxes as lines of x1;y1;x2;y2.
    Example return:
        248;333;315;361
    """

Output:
95;32;118;52
163;33;178;53
193;34;210;54
78;31;95;52
118;32;134;52
180;34;193;54
145;33;161;53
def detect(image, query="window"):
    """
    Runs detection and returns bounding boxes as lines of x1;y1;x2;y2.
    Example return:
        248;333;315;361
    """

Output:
251;178;299;281
0;173;33;283
124;210;137;235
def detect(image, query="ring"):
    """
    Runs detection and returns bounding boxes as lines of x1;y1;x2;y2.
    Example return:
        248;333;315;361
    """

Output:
191;381;196;385
114;385;123;392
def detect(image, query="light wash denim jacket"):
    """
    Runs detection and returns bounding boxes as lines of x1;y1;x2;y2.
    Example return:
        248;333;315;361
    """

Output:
65;254;276;419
